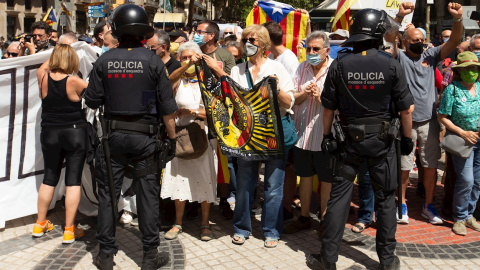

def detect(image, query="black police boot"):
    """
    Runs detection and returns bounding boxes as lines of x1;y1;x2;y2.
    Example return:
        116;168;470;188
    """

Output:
141;249;170;270
306;254;337;270
378;256;400;270
93;252;114;270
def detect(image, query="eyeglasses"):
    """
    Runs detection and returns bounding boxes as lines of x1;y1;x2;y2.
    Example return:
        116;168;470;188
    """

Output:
306;47;324;53
143;43;163;50
242;37;257;44
195;30;211;35
32;34;47;38
7;52;18;57
224;32;233;35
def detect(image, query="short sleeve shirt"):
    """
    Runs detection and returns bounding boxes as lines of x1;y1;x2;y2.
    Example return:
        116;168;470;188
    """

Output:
267;49;299;81
397;46;442;122
206;47;236;75
438;81;480;131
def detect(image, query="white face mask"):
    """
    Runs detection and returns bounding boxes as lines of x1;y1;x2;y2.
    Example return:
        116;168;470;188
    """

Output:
245;42;259;57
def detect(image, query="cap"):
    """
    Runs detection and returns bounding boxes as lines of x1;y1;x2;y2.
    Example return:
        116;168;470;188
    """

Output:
329;29;349;38
169;29;188;41
79;36;94;44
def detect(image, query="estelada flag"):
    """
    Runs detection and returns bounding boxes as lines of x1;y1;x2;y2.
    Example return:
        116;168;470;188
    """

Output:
246;0;308;57
331;0;358;31
196;59;285;161
42;7;57;26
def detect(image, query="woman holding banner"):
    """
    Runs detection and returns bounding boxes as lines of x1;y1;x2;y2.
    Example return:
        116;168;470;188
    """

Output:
230;24;295;248
33;44;88;244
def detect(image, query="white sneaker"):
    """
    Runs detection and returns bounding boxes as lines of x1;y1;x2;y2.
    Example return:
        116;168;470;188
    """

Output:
119;210;133;224
422;204;443;225
396;204;409;224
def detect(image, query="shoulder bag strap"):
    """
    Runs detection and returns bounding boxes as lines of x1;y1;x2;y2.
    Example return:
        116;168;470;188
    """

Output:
245;62;254;89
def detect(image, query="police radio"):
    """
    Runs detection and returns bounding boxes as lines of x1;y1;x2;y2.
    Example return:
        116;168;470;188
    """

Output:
333;115;345;143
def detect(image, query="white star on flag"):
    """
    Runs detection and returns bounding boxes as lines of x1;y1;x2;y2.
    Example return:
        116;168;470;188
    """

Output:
271;6;283;15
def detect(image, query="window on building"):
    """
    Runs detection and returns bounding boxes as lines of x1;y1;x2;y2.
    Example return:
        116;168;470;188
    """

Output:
7;16;16;38
24;17;35;33
42;0;47;12
7;0;14;8
25;0;32;10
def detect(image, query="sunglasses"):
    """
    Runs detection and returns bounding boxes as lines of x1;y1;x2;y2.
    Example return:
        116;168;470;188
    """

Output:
224;32;233;35
306;47;324;53
242;37;257;44
7;52;18;57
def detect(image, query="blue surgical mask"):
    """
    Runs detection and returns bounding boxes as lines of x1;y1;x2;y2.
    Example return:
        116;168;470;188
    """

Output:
306;53;325;66
443;38;449;43
193;34;205;46
101;46;110;55
475;51;480;61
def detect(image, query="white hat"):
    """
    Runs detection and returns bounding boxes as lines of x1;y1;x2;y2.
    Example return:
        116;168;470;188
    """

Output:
329;29;349;38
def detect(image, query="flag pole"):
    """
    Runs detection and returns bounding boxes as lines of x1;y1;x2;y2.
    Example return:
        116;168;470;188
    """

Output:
163;0;166;30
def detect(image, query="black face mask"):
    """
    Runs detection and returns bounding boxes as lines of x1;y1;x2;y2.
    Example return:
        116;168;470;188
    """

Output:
409;42;424;55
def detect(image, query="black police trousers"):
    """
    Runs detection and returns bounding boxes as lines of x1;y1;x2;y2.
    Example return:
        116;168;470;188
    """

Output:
321;134;398;265
96;131;160;254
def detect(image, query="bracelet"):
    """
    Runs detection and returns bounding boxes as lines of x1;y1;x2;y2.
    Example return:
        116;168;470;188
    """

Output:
453;17;463;22
396;14;404;19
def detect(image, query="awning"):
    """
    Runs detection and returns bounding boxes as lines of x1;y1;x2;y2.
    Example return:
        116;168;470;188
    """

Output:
311;0;376;11
153;13;185;23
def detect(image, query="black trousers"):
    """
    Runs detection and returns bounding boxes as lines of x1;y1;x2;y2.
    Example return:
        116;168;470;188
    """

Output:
321;135;398;265
96;132;160;254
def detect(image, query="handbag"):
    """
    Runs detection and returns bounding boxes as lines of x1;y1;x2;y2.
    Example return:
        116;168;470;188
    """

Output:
244;63;297;151
440;85;480;159
175;119;208;159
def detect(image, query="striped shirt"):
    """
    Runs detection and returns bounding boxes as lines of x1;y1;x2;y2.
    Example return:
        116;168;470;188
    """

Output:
292;57;333;151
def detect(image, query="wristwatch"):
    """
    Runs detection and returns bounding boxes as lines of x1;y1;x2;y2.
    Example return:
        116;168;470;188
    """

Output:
453;17;463;22
194;110;199;118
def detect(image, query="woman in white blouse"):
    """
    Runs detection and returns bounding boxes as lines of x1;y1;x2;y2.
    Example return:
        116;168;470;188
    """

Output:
230;24;295;248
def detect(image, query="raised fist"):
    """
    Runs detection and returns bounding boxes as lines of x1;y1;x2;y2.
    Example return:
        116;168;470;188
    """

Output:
398;2;415;17
447;2;463;19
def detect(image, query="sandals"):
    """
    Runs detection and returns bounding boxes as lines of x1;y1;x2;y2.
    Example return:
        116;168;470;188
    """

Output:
165;224;182;240
200;225;213;241
351;223;367;233
291;196;302;210
232;233;246;245
264;237;278;248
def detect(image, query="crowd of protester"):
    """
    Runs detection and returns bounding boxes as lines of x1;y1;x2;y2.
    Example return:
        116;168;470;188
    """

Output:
3;1;480;254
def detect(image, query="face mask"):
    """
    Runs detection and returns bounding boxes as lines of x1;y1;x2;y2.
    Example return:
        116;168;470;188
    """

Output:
306;53;325;66
474;52;480;61
35;39;49;49
224;33;232;38
101;46;110;54
408;42;424;55
244;42;259;57
443;38;449;43
459;70;479;84
193;34;205;46
181;61;196;75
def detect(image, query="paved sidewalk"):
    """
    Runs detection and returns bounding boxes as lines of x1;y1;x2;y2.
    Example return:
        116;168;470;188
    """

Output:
1;162;480;269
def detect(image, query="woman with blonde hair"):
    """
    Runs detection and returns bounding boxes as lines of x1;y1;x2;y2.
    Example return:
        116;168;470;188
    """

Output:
32;44;88;244
230;24;295;248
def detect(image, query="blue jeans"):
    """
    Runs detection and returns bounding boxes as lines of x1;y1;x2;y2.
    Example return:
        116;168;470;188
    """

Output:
450;140;480;222
357;163;375;225
233;157;286;239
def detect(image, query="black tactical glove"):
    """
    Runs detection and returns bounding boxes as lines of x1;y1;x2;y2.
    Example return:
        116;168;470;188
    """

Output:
400;135;414;155
321;133;337;154
166;138;176;162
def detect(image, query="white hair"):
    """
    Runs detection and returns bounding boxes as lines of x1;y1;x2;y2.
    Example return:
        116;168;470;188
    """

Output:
306;31;330;48
177;41;202;56
59;32;78;44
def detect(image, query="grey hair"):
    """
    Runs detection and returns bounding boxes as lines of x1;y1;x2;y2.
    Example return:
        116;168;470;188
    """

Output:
226;41;244;57
154;29;171;51
177;41;202;56
306;31;330;48
59;32;78;44
471;34;480;49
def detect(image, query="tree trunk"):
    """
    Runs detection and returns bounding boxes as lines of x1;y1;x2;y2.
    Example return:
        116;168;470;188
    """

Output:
187;0;195;27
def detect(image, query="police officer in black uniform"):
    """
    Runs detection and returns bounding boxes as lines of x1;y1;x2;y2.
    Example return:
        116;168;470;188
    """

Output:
84;4;177;270
306;9;415;270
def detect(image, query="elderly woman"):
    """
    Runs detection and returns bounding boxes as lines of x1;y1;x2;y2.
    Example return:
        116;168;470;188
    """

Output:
438;51;480;236
226;41;245;65
33;44;88;243
161;41;217;241
230;25;295;248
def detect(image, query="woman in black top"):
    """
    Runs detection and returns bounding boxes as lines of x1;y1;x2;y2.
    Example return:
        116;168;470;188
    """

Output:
32;44;88;244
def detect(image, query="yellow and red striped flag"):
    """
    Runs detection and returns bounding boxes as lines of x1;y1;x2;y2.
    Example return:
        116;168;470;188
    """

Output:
331;0;358;32
246;0;308;57
42;7;57;26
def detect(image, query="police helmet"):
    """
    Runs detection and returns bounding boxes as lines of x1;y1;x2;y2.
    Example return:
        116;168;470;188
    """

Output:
342;9;397;47
110;4;153;39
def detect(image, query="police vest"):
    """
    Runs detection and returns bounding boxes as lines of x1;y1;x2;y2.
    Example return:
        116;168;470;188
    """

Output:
102;47;158;116
337;49;394;120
